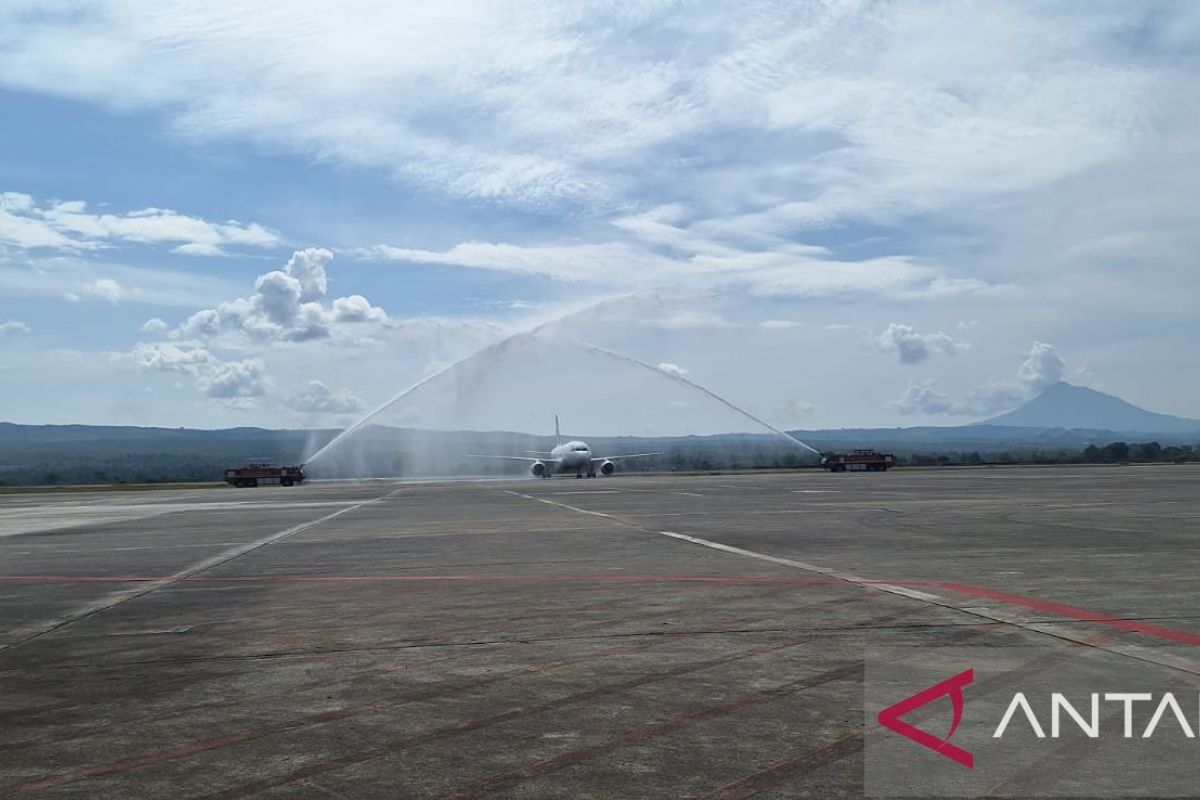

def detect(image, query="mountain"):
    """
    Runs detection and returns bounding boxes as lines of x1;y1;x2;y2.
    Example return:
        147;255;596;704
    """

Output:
984;382;1200;435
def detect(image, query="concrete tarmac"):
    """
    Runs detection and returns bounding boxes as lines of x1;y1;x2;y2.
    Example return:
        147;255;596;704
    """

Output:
1;466;1198;798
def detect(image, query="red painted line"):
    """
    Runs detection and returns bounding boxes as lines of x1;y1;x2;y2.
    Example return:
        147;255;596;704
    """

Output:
931;582;1200;646
9;571;1194;646
0;574;838;585
0;575;156;583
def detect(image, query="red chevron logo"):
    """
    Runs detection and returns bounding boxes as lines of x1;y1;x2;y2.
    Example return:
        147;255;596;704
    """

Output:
877;668;974;768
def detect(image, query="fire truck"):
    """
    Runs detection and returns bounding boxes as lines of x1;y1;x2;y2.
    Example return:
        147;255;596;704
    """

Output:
223;463;305;487
821;450;896;472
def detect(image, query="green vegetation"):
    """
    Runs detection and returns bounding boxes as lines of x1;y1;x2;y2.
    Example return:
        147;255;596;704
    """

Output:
1;422;1195;487
900;442;1195;467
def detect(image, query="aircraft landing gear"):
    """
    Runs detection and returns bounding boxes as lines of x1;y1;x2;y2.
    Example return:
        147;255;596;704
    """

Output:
575;472;583;479
586;471;597;478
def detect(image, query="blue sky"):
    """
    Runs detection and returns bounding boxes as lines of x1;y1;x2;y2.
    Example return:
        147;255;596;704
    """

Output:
1;1;1198;432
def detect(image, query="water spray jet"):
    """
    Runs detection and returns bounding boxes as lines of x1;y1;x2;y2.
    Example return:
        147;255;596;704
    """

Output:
569;340;821;457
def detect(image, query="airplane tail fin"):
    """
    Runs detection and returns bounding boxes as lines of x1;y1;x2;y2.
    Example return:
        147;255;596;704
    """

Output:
554;414;561;446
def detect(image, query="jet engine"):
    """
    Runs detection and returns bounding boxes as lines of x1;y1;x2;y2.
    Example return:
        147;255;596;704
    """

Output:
599;460;615;475
530;461;546;477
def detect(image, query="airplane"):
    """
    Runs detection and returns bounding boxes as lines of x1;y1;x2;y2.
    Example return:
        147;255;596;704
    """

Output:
471;416;660;478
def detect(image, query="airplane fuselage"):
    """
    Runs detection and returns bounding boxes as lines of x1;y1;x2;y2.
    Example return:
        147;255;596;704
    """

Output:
549;440;592;472
470;416;653;478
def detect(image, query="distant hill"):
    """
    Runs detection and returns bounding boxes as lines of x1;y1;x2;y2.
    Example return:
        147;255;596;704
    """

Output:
2;411;1196;486
984;382;1200;435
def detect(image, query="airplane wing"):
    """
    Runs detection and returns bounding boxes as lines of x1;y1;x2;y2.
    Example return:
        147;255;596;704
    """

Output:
591;453;661;463
466;454;561;463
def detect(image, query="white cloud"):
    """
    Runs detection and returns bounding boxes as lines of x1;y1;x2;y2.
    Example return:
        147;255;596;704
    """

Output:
1;251;241;307
760;320;798;330
172;242;225;257
1017;340;1066;394
286;380;363;414
366;236;993;301
331;295;387;323
131;342;214;374
141;317;169;334
657;362;688;377
0;319;31;335
85;278;123;304
176;248;387;343
0;191;281;254
893;341;1070;417
876;323;963;364
195;359;265;399
2;4;1198;428
131;342;263;399
0;3;1184;228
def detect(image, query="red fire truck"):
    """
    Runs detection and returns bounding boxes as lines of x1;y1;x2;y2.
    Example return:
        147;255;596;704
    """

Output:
821;450;896;472
223;463;305;487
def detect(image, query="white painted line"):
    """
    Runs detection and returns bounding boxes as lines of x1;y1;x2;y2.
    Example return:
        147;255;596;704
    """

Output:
672;492;705;497
872;584;943;602
790;489;841;494
625;512;712;518
503;490;943;607
0;489;396;651
500;487;1200;675
958;606;1200;676
504;491;617;521
657;530;834;574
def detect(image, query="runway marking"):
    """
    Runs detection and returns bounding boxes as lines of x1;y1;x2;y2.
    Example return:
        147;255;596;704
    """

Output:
625;511;711;517
673;491;705;497
0;500;367;539
790;489;840;493
505;489;1200;671
0;490;397;652
9;542;246;553
0;573;842;585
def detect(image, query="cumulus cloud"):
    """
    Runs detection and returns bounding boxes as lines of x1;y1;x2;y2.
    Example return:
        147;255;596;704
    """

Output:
85;278;123;304
657;362;688;377
131;342;214;374
331;295;387;323
0;319;31;335
1017;341;1066;394
286;380;363;414
195;359;265;399
141;317;169;334
893;341;1070;417
131;342;263;399
876;323;963;364
176;248;387;342
0;192;280;254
